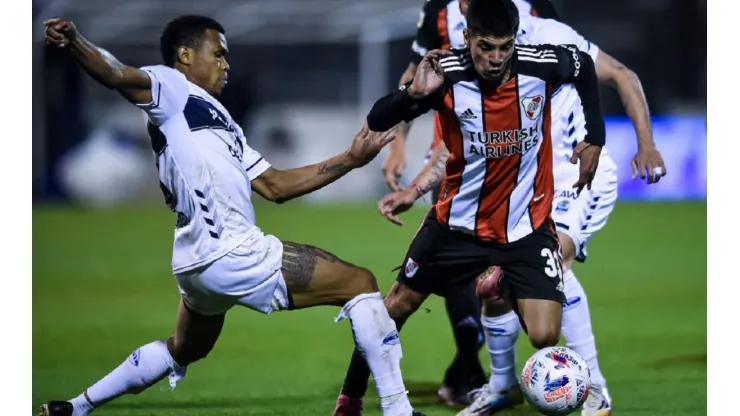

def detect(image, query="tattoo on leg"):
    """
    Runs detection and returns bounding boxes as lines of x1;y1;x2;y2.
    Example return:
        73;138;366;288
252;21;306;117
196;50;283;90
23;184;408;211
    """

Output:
281;242;353;288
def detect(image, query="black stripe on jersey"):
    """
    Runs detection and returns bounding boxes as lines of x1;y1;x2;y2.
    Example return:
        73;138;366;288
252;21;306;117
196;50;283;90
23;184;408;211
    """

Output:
184;95;234;132
445;90;458;226
472;81;488;237
245;157;264;172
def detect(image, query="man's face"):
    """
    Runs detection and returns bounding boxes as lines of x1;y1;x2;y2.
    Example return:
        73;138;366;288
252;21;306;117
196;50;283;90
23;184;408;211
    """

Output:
187;29;230;96
465;30;515;81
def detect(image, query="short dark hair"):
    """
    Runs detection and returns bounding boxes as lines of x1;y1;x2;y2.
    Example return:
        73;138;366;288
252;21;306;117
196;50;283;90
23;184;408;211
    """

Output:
466;0;519;38
160;15;225;67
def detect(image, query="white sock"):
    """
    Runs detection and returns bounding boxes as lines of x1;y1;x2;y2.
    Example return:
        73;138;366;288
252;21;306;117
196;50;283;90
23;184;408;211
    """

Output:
70;340;187;413
481;311;521;393
336;292;412;416
561;270;606;387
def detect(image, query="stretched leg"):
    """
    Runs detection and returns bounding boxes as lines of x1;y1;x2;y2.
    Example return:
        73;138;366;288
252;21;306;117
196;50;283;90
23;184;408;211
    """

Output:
40;300;223;416
279;242;424;415
556;232;611;415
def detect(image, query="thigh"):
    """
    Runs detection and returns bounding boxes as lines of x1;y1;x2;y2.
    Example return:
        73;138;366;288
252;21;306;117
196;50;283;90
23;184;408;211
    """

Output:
396;211;492;297
281;241;378;309
552;165;618;263
498;225;566;308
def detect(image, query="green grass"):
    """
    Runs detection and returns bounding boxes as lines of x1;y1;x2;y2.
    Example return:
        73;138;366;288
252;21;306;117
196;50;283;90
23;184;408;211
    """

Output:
33;201;707;415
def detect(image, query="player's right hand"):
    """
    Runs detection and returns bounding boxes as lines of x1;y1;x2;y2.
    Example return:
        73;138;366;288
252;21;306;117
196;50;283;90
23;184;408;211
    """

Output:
44;18;78;48
381;132;407;191
347;123;397;168
407;49;453;99
378;188;417;226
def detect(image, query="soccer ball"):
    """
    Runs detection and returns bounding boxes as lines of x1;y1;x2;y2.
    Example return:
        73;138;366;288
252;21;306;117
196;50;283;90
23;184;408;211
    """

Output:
520;346;591;415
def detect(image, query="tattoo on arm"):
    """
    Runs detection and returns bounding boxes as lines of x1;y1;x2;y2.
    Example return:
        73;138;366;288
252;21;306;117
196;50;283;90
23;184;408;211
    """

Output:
281;242;353;289
317;162;350;176
421;145;450;193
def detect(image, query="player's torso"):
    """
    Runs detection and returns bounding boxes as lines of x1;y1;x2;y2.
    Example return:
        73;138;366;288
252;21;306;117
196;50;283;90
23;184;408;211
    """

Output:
148;83;262;272
435;50;555;244
516;17;616;174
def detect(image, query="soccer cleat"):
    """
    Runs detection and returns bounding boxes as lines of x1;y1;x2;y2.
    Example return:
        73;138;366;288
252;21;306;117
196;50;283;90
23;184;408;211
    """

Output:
438;384;474;406
454;385;524;416
38;401;74;416
581;384;612;416
333;392;364;416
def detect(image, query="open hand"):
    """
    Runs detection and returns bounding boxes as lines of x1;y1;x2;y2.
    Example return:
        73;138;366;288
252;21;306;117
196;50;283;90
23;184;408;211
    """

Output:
347;123;397;168
377;188;419;226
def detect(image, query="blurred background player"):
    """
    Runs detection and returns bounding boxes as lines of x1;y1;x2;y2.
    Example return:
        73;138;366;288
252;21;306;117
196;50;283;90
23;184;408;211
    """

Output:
381;0;563;406
334;0;606;414
39;15;425;416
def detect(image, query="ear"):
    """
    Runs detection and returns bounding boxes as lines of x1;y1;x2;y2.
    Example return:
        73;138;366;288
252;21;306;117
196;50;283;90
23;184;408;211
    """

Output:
176;46;192;66
463;29;469;47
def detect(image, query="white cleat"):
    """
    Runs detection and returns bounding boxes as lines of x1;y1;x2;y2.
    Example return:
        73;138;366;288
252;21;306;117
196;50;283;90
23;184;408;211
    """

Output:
455;385;524;416
581;384;612;416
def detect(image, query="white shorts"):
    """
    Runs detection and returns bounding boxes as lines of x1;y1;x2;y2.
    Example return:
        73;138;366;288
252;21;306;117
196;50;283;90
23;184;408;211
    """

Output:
551;162;618;263
174;234;290;316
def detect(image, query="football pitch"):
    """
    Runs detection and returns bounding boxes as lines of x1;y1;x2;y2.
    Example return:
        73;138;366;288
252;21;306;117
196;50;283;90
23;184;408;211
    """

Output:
33;201;707;415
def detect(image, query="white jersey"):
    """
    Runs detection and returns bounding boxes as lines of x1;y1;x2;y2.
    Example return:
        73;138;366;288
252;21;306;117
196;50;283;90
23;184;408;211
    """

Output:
138;65;271;274
516;16;616;172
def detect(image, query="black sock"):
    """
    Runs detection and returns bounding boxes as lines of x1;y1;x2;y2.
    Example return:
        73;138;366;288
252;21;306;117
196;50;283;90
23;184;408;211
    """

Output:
341;315;408;398
443;280;486;389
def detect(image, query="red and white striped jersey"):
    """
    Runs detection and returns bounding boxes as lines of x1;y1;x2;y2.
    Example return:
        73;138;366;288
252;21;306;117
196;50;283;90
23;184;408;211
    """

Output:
367;44;605;244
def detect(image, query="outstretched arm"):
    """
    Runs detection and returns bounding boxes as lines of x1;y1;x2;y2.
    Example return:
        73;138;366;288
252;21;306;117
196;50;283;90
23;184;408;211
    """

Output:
44;18;152;104
251;126;396;204
251;155;356;204
595;51;666;182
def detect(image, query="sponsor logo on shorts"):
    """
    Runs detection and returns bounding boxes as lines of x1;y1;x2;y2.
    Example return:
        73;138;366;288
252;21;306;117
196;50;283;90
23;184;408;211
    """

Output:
129;349;141;367
563;296;582;311
556;200;570;212
556;190;579;199
405;258;419;278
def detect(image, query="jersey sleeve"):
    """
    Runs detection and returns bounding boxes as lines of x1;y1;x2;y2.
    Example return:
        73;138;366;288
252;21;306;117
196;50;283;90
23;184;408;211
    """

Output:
366;81;448;132
243;143;271;181
410;0;445;65
137;65;190;125
551;44;605;146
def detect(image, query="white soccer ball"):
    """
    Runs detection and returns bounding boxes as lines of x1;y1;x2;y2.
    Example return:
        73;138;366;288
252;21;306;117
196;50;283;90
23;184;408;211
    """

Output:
520;346;591;415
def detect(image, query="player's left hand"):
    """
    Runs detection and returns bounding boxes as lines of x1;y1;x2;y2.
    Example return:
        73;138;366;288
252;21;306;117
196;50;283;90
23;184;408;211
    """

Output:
347;123;397;168
378;188;418;226
631;146;666;185
570;141;601;195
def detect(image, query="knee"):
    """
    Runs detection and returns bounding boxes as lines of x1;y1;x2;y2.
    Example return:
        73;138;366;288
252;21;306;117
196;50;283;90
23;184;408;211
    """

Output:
350;267;379;295
167;336;213;366
527;326;561;349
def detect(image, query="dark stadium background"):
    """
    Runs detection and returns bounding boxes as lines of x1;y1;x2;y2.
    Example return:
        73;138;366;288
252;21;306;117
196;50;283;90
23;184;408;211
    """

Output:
32;1;706;414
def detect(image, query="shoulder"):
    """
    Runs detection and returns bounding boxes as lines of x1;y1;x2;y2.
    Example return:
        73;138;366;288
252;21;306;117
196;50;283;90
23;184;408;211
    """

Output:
523;18;592;51
440;48;474;82
139;65;187;83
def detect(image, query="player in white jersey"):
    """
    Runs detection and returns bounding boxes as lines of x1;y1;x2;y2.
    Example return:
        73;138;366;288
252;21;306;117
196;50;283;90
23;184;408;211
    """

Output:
40;15;426;416
452;3;667;416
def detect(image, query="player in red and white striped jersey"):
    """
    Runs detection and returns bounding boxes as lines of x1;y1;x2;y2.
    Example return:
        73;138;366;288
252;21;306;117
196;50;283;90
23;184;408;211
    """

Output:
333;1;605;415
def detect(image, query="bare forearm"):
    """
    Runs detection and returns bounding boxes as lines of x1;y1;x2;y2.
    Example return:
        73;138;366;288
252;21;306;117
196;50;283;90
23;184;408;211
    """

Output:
272;153;356;202
410;143;449;196
69;36;147;90
614;70;654;149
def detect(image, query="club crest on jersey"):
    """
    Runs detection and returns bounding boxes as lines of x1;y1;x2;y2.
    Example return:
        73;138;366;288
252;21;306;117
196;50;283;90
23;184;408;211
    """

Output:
405;258;419;278
521;95;545;120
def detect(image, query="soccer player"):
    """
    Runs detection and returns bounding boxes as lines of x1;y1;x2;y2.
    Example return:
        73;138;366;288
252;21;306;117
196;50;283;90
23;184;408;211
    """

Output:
333;0;605;415
383;0;562;406
39;15;425;416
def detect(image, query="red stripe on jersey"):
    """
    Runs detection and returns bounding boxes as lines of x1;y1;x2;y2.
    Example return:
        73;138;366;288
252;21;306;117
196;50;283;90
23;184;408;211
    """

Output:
437;7;450;49
475;78;522;243
436;90;463;225
529;85;555;232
